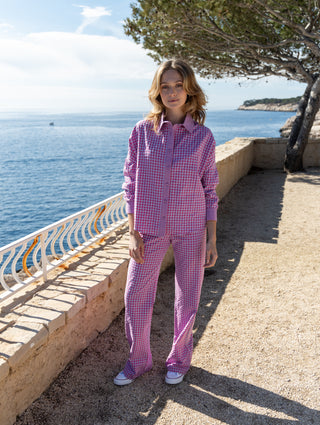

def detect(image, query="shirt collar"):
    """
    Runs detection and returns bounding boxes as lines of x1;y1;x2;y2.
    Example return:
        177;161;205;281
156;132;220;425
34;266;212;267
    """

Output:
159;113;195;133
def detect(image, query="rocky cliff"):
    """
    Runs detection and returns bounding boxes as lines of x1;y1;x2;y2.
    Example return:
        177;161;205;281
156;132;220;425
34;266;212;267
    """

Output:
238;96;300;112
238;97;320;138
238;102;298;112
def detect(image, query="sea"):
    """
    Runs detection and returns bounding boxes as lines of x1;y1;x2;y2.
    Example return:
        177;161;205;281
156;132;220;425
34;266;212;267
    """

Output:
0;110;294;248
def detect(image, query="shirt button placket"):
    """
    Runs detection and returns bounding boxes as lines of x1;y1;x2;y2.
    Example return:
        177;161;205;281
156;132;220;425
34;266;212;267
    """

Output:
159;126;174;236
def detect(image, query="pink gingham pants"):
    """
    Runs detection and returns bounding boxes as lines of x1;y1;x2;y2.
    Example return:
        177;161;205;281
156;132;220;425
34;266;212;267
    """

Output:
123;230;206;379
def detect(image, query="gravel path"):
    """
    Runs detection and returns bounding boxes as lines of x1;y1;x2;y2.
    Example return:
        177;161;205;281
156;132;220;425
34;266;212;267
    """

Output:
15;168;320;425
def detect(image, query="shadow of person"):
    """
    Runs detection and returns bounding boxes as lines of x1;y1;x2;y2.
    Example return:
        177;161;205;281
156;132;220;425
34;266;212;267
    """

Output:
144;366;319;425
193;169;287;348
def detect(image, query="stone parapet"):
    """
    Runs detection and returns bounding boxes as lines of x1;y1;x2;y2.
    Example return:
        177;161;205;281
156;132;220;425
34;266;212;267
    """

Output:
216;138;254;199
252;137;320;169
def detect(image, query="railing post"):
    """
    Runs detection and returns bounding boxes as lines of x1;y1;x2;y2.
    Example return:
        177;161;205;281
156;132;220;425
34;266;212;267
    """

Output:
40;232;48;281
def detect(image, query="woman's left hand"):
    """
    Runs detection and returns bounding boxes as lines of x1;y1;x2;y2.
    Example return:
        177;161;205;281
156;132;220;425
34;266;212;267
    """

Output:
204;239;218;268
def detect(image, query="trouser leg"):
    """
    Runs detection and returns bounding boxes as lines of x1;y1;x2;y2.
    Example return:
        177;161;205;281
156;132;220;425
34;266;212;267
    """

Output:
123;233;170;379
166;230;206;374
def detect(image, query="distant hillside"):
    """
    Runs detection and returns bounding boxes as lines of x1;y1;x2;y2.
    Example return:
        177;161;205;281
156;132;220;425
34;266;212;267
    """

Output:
238;97;300;111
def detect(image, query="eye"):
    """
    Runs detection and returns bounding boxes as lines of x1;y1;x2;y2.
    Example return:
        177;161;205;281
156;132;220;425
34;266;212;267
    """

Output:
161;85;169;90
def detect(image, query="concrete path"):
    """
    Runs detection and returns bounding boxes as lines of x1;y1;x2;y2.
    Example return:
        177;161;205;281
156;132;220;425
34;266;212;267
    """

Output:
15;169;320;425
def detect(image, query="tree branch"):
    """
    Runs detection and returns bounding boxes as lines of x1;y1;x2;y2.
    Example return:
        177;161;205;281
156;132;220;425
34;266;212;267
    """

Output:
252;0;320;40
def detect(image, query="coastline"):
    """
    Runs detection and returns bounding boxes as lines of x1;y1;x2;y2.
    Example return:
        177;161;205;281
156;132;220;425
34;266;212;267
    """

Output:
237;101;320;138
238;103;298;112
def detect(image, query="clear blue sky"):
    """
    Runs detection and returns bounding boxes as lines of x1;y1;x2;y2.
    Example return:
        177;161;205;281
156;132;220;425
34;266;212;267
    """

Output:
0;0;305;112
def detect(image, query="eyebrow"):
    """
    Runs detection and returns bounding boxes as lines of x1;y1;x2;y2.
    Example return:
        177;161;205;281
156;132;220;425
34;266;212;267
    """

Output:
160;79;183;85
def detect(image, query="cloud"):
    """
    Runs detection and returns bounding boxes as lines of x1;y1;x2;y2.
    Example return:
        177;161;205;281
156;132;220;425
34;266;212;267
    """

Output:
0;32;155;82
74;5;112;34
0;22;14;33
79;5;112;19
0;31;156;111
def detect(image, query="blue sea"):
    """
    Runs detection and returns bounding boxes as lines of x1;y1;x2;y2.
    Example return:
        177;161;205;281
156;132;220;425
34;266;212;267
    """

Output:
0;110;294;247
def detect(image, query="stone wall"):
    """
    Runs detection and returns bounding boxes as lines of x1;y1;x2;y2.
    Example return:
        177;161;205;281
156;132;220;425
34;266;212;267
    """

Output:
215;138;254;199
0;136;319;425
252;137;320;169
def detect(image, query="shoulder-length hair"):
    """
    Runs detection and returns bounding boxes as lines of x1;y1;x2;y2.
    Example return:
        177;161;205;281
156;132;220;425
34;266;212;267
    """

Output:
146;59;207;131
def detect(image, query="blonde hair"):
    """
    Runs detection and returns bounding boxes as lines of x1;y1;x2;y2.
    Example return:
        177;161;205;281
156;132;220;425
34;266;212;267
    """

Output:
146;59;207;131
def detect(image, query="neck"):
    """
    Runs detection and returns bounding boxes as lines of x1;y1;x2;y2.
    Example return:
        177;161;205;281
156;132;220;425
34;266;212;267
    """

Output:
165;109;186;125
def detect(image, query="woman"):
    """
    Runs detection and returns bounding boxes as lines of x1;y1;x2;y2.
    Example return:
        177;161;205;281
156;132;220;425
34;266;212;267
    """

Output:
114;59;219;386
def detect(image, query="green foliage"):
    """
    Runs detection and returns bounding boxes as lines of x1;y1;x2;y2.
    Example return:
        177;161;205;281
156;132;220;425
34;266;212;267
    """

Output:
124;0;320;84
243;97;301;106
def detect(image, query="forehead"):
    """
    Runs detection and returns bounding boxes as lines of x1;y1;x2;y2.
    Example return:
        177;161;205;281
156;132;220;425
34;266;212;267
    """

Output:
160;69;183;83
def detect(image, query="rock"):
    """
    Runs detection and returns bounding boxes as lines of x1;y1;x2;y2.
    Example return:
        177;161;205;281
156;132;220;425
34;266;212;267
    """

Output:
279;116;296;137
280;110;320;137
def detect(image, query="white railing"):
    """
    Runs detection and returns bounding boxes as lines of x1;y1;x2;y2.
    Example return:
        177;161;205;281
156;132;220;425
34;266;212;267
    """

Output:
0;192;127;303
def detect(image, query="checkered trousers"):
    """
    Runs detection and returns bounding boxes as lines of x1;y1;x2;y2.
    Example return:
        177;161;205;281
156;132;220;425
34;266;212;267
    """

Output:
123;230;206;379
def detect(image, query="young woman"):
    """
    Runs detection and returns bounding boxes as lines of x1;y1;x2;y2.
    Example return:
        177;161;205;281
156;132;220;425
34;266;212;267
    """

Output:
114;59;219;386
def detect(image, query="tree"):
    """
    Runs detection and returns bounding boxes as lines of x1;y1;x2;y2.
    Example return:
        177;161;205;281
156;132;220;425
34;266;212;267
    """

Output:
124;0;320;172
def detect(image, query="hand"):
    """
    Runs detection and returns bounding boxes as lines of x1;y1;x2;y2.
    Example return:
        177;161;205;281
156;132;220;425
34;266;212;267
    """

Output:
129;231;145;264
204;239;218;268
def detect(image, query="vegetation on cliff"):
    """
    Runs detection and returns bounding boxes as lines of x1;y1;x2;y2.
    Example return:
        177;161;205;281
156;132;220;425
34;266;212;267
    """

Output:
243;97;301;107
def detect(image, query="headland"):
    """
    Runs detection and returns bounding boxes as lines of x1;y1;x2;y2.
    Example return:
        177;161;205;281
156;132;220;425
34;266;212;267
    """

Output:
238;97;300;112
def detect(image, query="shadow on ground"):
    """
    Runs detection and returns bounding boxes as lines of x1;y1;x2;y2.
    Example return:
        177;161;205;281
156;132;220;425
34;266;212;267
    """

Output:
286;167;320;185
15;170;319;425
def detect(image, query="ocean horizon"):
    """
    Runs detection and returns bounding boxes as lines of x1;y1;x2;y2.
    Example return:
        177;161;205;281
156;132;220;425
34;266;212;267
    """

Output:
0;109;294;247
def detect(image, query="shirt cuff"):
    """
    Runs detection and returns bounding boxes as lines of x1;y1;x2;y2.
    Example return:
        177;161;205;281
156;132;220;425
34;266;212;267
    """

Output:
206;208;217;221
126;201;134;214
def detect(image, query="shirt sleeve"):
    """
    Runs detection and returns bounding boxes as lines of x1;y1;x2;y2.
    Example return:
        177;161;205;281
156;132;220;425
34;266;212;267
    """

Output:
201;133;219;221
122;125;138;214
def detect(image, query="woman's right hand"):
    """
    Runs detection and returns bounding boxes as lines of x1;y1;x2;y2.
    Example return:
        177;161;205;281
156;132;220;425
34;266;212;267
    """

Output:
129;230;145;264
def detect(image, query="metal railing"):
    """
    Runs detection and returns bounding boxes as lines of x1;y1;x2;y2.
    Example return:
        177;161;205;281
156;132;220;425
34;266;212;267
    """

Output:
0;192;127;303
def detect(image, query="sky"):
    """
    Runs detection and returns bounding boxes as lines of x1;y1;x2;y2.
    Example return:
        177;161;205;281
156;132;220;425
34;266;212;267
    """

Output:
0;0;305;113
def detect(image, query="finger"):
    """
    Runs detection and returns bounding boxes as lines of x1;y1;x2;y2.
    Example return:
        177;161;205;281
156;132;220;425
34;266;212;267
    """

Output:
204;252;218;268
133;248;144;264
129;247;138;260
136;253;144;264
205;249;211;266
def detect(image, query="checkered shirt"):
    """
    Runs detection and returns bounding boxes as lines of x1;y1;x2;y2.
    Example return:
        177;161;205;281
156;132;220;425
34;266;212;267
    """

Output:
122;113;219;236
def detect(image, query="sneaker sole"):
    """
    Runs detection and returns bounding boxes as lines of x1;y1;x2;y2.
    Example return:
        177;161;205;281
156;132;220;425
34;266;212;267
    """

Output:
165;375;184;385
113;377;134;386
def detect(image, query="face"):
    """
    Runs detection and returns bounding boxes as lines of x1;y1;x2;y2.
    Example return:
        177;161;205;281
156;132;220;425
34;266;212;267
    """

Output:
159;69;188;113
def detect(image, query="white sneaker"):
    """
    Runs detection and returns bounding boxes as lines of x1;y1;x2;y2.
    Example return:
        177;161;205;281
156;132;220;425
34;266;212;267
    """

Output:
113;370;134;386
165;371;184;385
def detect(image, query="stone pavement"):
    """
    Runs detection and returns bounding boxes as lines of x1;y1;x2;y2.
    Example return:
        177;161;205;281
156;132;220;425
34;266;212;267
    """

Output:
15;169;320;425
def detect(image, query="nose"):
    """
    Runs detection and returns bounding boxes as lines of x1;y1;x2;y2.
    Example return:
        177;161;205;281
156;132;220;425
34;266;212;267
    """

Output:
169;87;177;96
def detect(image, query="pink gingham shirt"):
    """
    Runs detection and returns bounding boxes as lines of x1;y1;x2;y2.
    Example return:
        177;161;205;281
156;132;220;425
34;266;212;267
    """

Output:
122;113;219;237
